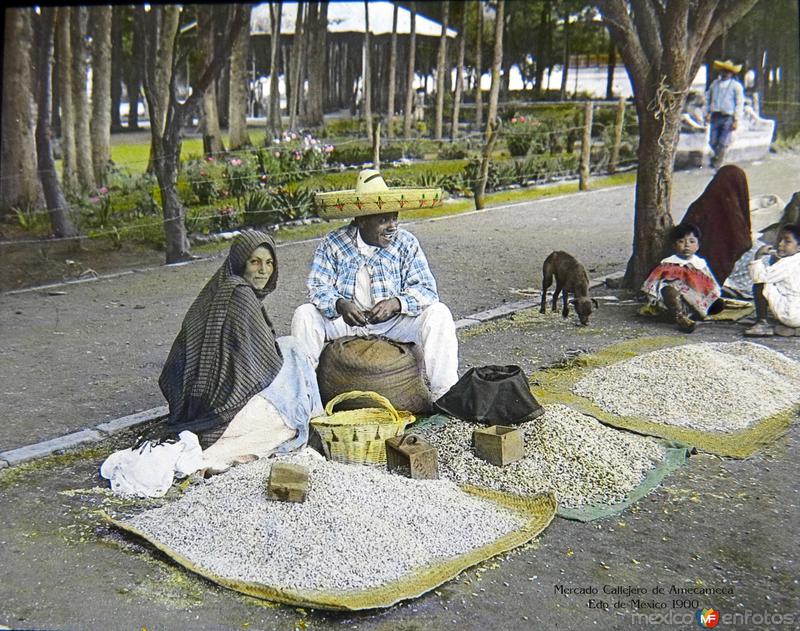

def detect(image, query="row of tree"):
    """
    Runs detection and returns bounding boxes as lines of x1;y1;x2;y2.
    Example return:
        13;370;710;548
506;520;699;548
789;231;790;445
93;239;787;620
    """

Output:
3;1;792;286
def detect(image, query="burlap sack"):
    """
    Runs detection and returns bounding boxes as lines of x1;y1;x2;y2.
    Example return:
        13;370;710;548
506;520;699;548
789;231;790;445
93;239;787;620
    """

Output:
317;336;432;413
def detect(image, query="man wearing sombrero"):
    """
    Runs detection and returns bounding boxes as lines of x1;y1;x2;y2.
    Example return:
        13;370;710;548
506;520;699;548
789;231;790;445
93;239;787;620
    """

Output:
291;169;459;402
705;58;745;169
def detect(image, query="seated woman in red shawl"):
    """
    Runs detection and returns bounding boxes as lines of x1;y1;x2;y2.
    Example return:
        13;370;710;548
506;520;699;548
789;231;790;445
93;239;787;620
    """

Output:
679;164;752;287
641;223;722;332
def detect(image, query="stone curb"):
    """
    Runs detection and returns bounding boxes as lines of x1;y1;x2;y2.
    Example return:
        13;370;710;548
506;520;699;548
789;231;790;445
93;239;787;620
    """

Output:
0;271;625;469
0;429;104;466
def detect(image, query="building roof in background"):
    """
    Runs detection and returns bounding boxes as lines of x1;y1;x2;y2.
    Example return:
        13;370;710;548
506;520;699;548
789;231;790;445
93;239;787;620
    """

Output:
251;1;457;38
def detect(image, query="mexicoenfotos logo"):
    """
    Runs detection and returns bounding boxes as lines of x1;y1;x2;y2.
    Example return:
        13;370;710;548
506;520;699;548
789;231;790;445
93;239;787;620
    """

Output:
696;607;721;628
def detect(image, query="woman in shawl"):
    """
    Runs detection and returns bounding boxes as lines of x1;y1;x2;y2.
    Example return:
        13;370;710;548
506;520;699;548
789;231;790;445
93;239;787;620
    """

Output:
102;230;322;495
679;164;752;287
158;229;322;470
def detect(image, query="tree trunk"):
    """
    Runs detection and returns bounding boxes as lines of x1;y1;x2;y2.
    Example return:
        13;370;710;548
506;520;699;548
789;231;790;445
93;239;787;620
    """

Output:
1;8;42;215
34;7;78;238
56;7;79;195
126;11;144;130
90;6;112;185
605;37;616;100
386;2;398;139
534;2;548;96
624;107;681;286
110;6;124;131
228;4;252;149
145;5;179;174
363;0;373;141
71;6;95;190
198;8;225;155
140;5;248;263
559;9;570;101
451;3;467;140
288;2;306;130
474;1;483;128
304;2;327;127
140;5;187;262
485;0;504;131
434;1;449;140
402;2;417;138
268;1;283;135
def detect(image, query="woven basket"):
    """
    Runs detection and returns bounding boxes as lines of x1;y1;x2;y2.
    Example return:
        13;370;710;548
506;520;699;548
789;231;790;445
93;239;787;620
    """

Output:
311;391;415;466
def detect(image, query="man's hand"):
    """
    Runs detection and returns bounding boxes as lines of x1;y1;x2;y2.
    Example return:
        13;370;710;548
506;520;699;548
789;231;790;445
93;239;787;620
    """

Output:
336;299;369;326
366;298;401;324
732;120;738;131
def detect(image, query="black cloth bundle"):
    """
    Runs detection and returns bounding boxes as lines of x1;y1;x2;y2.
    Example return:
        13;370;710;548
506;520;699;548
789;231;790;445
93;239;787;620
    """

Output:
158;230;283;443
434;365;544;426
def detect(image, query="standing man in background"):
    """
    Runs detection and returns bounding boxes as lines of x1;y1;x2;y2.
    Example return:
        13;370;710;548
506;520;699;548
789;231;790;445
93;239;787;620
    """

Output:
706;59;745;169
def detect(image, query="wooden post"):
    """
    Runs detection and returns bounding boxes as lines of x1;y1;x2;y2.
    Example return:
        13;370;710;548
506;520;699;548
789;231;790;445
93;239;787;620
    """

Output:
609;96;625;174
579;100;593;191
474;118;500;210
372;120;381;169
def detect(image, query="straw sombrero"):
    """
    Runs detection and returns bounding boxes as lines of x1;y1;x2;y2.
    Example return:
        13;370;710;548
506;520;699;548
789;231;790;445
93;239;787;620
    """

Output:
314;169;443;219
713;59;742;74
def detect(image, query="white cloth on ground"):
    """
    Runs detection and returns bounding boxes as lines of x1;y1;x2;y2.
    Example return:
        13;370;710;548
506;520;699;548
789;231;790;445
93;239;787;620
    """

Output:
749;252;800;327
291;301;459;400
100;430;203;498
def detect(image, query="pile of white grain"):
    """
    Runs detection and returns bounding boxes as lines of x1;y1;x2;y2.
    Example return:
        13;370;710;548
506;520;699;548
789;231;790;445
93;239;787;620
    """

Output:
573;342;800;432
126;449;527;592
418;404;665;508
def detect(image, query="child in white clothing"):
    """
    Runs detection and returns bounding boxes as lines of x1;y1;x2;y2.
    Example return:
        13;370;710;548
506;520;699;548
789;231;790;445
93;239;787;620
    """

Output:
744;224;800;337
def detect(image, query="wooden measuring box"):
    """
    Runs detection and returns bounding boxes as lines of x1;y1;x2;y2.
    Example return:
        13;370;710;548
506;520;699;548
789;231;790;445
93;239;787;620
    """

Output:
266;463;309;503
385;433;439;479
473;425;525;466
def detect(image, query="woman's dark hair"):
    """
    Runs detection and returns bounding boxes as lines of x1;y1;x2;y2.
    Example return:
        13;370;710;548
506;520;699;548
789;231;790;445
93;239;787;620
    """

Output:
777;223;800;243
670;222;702;242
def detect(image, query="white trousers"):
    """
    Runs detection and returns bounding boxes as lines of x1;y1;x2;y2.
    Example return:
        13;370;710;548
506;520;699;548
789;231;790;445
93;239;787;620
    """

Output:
291;302;459;400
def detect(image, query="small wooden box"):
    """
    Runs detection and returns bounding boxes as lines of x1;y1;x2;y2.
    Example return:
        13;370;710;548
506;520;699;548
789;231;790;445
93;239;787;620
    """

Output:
385;434;439;479
266;463;309;503
473;426;524;466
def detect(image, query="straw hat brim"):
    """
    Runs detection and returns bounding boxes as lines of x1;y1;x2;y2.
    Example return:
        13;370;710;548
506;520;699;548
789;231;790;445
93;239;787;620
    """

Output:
713;60;742;73
314;187;444;219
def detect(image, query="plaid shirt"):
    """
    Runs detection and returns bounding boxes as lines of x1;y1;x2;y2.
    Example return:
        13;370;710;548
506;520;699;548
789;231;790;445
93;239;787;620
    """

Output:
307;224;439;319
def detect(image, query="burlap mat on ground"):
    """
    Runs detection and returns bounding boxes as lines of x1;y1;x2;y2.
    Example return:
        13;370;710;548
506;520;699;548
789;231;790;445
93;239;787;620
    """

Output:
103;487;555;611
529;336;798;458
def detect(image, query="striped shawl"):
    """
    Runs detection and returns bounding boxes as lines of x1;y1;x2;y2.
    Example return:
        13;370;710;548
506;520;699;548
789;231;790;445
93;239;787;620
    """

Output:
158;231;283;441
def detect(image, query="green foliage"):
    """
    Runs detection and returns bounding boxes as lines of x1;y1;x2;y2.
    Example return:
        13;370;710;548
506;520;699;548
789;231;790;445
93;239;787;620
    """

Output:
12;205;51;233
210;204;240;233
257;131;334;184
242;187;316;227
327;140;424;166
182;158;221;205
437;142;469;160
222;155;257;202
320;119;367;137
463;158;500;193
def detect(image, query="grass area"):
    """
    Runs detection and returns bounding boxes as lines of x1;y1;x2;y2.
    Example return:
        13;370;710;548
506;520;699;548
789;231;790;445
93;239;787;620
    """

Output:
110;137;207;175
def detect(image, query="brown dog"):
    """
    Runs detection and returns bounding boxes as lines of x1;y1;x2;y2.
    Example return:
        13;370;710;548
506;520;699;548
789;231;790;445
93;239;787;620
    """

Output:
539;251;598;325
